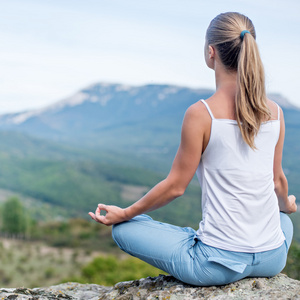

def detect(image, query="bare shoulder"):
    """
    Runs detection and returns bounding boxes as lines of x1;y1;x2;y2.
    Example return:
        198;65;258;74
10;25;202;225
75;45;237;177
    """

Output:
267;98;279;109
185;100;211;121
267;98;283;120
181;100;212;141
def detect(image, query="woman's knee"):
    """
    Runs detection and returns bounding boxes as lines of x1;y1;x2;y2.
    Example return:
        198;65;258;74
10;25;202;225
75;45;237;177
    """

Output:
112;222;126;250
280;212;294;250
112;215;153;250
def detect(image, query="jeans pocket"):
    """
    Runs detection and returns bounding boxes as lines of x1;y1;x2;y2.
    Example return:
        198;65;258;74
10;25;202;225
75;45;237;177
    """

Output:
207;257;247;274
188;235;198;259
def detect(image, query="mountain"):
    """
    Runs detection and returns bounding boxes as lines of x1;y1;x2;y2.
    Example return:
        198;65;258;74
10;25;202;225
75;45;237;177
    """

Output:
266;93;299;109
0;83;297;150
0;84;211;144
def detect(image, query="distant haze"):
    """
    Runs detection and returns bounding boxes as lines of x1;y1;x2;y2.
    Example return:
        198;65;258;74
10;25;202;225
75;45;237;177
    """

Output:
0;0;299;113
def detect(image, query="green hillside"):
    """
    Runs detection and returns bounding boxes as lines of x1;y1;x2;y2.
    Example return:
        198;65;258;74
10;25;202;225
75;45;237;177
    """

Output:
0;131;201;229
0;106;298;239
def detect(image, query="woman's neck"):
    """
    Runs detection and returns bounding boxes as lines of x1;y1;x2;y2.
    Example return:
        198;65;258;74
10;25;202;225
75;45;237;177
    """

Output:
214;61;237;100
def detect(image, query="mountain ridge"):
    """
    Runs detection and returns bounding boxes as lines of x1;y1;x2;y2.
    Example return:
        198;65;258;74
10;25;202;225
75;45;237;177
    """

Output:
0;82;297;126
0;83;298;149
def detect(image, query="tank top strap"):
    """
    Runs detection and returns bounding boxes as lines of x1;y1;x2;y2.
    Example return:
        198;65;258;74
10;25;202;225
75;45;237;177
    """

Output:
276;103;280;120
201;100;215;120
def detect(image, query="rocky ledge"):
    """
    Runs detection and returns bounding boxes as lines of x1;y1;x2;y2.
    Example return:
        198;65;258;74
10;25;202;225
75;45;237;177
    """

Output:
0;273;299;299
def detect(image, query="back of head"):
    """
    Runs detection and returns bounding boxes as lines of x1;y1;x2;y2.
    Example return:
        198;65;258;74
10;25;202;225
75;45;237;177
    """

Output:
206;12;271;149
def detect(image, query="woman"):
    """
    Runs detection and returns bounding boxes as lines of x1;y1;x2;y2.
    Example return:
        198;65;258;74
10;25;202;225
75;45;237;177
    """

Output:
89;12;297;286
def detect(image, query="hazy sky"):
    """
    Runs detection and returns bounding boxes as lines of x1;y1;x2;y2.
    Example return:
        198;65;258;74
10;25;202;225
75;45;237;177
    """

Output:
0;0;299;113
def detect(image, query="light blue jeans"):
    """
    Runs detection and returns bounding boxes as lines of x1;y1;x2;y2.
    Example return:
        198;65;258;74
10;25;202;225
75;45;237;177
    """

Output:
112;212;293;286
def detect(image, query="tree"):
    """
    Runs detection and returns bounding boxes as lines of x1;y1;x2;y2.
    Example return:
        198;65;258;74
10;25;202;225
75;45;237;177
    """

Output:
1;197;27;237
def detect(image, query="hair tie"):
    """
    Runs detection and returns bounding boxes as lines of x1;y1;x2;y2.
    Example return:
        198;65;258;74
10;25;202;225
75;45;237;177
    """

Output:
240;30;250;40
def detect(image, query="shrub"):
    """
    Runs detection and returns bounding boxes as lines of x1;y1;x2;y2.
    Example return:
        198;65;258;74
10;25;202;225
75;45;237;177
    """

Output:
65;255;166;286
283;241;300;280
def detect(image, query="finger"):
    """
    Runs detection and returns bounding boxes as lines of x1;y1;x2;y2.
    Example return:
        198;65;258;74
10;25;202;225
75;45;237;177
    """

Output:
94;214;109;225
289;195;296;201
98;204;108;212
88;212;97;221
90;211;105;223
95;207;101;215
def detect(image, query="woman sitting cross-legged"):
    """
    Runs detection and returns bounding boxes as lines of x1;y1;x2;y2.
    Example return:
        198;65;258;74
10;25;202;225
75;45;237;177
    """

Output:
89;12;297;286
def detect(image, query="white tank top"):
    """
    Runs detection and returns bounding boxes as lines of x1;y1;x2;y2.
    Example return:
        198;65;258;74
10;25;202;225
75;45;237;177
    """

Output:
196;100;285;252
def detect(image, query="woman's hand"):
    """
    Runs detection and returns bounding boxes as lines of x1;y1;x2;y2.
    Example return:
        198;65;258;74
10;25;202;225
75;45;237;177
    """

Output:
285;195;297;214
88;204;129;226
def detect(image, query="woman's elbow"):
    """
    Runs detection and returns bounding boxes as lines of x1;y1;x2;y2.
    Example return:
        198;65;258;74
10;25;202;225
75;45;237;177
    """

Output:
274;172;287;192
174;187;185;198
169;183;186;198
164;176;186;199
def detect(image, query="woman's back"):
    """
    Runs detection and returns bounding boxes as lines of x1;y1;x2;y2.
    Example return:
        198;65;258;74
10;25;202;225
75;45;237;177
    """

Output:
196;99;285;252
203;95;279;123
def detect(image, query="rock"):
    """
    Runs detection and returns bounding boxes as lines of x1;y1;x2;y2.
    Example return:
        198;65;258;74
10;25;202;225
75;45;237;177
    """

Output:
0;283;111;300
0;273;299;299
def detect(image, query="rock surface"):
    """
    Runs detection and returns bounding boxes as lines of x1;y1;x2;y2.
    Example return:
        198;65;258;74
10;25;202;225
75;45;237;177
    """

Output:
0;273;299;299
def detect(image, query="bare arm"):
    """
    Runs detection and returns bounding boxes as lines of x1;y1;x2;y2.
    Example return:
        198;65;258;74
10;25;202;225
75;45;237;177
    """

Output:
273;108;297;214
89;103;207;225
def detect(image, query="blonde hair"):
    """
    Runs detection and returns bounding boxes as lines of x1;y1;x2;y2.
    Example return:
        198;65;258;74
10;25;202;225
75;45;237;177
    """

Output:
206;12;271;149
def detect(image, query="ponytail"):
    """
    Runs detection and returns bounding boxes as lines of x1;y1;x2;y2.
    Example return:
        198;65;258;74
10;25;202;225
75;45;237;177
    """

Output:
206;12;271;149
236;32;271;149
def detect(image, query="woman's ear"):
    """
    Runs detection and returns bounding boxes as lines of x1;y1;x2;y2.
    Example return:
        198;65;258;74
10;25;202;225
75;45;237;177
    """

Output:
208;45;215;60
205;44;216;69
